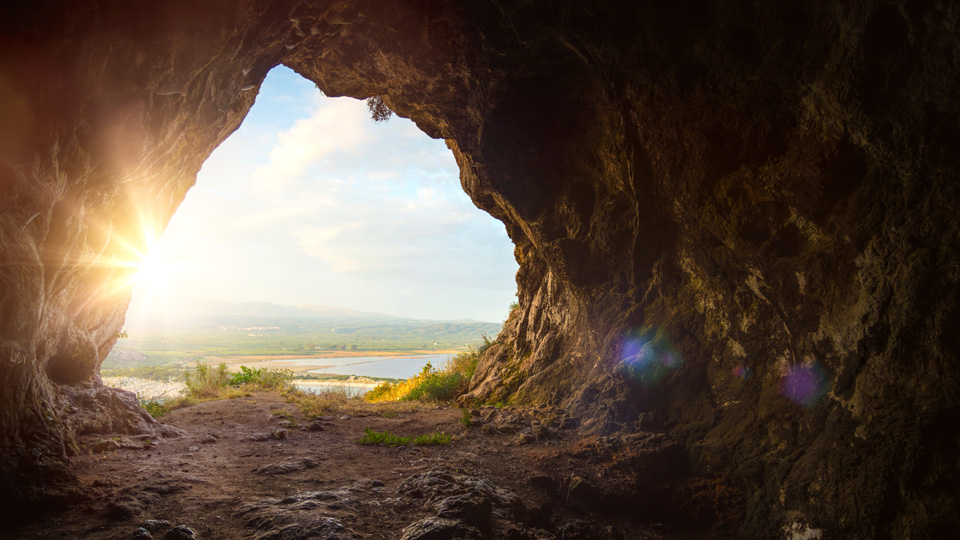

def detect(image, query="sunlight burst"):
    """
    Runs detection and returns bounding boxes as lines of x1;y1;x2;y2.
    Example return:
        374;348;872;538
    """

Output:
87;189;183;308
131;238;172;295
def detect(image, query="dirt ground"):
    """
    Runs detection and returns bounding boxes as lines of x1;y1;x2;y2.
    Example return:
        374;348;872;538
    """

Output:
3;393;717;540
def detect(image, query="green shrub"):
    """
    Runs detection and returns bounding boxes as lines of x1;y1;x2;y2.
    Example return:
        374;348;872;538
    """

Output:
357;428;410;447
229;365;291;389
404;371;467;402
445;351;481;381
229;365;260;385
184;361;231;399
364;380;398;402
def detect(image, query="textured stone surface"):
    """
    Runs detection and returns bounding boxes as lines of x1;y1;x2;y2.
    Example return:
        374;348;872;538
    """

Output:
1;0;958;538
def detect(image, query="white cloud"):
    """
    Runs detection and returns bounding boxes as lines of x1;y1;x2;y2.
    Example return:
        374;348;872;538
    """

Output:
130;67;518;322
296;223;362;255
234;193;336;229
252;98;368;197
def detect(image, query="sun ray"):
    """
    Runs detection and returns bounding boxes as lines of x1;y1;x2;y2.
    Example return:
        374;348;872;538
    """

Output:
82;180;185;307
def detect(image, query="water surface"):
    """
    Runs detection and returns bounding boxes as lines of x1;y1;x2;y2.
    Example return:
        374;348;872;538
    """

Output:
301;353;454;379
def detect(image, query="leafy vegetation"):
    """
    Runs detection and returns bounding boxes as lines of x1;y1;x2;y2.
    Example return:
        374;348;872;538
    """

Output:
366;96;393;122
228;365;289;387
367;361;467;403
365;337;490;403
184;362;233;399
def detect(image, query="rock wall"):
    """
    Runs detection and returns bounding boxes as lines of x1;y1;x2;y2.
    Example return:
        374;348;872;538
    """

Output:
1;0;958;537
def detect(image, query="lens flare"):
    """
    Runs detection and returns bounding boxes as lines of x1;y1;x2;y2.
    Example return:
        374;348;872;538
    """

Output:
778;358;830;407
618;327;683;386
732;365;753;380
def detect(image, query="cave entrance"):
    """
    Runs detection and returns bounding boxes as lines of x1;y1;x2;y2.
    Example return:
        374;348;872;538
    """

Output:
109;66;516;393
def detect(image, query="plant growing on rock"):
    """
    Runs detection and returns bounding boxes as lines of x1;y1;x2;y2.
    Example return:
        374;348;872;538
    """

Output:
366;96;393;122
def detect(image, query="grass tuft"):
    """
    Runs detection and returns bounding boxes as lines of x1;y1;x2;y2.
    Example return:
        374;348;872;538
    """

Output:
357;428;452;447
412;432;452;446
357;427;410;446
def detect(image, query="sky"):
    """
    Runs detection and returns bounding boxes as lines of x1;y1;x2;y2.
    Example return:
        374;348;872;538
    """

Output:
125;66;518;324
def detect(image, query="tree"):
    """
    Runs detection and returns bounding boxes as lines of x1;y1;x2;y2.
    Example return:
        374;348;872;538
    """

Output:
366;96;393;122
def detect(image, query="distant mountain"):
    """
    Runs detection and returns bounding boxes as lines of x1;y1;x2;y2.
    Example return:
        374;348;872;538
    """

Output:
122;296;494;331
176;298;400;319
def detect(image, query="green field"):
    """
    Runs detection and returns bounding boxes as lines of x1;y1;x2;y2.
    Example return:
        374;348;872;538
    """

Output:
102;316;501;382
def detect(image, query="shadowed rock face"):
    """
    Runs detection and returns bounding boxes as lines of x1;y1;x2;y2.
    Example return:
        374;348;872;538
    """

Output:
1;0;958;537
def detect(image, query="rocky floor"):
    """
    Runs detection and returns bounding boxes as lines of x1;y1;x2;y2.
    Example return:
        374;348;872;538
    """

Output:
3;393;730;540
